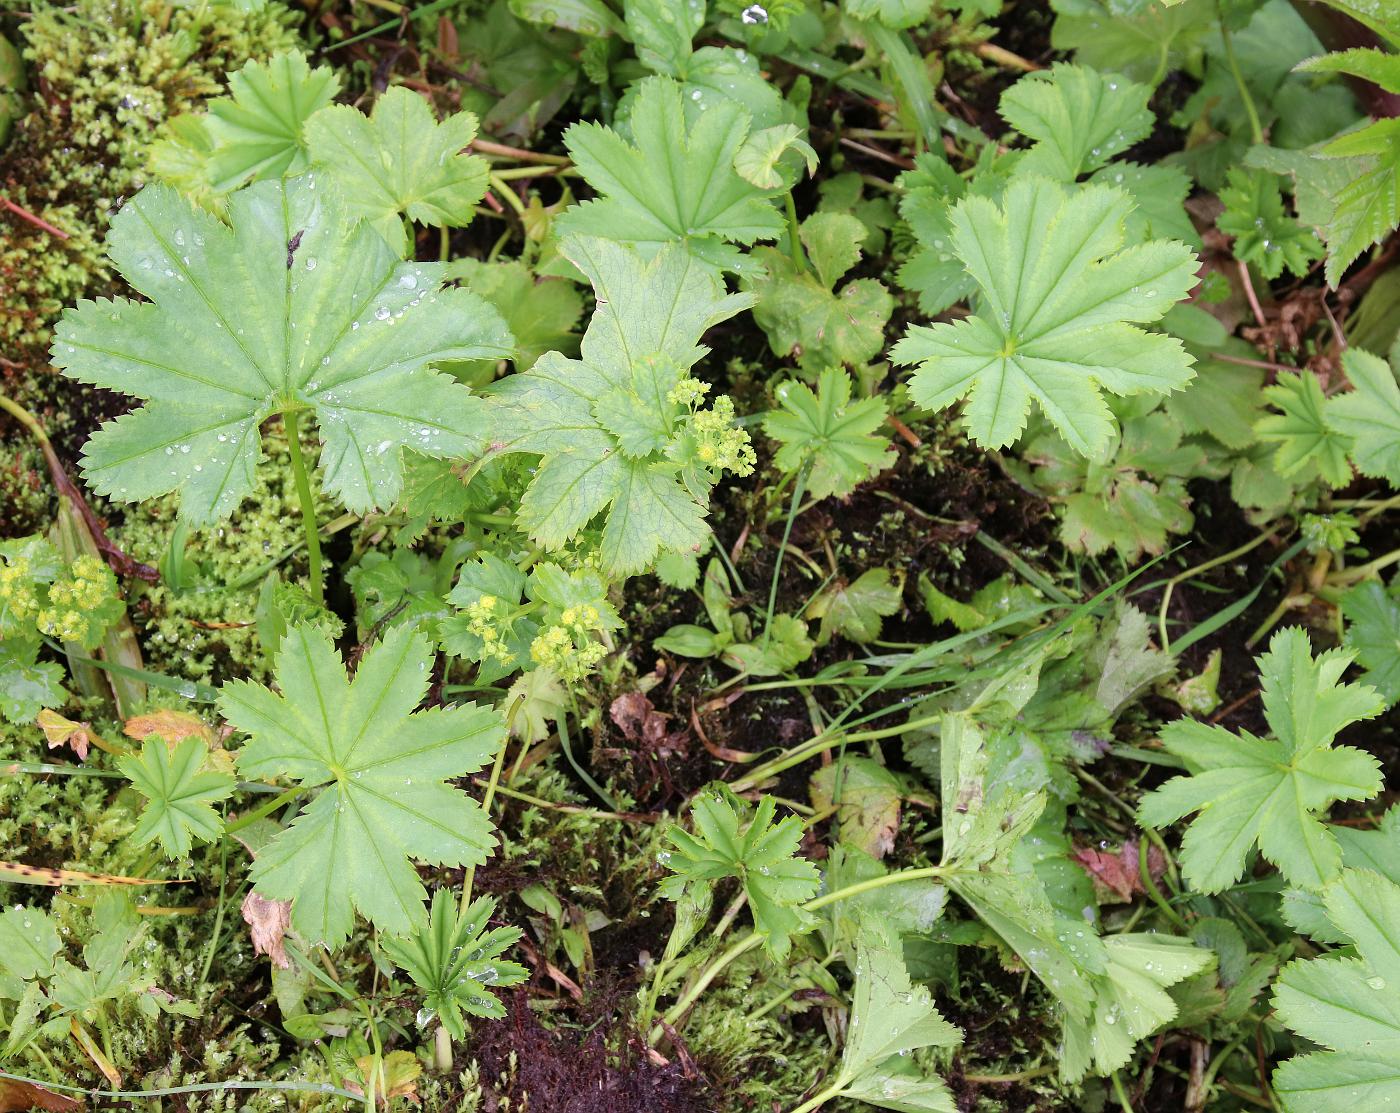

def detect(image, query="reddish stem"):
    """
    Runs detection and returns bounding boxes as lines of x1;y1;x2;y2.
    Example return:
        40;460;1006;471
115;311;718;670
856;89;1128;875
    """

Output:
0;195;70;240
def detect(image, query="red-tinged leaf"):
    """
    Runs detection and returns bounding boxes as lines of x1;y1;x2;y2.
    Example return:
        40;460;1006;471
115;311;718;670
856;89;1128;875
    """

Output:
1074;839;1165;903
0;1078;83;1112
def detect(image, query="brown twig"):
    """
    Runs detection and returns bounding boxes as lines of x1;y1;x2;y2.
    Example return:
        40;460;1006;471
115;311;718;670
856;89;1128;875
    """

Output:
0;195;70;240
1237;257;1268;331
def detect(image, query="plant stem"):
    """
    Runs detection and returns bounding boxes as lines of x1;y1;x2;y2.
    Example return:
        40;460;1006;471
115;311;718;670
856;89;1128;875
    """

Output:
653;865;945;1040
762;466;807;649
1219;15;1264;145
785;192;807;271
786;1080;846;1113
223;786;306;837
461;720;512;916
282;410;324;605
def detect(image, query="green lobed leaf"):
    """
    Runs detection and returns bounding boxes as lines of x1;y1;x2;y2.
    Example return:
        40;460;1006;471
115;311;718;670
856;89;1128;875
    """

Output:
1327;347;1400;485
1274;869;1400;1112
1341;580;1400;705
558;76;783;267
486;233;752;575
1256;371;1354;487
833;921;961;1109
51;175;512;522
117;736;236;859
305;86;490;256
662;791;821;959
1000;63;1155;181
380;890;527;1039
220;624;505;948
1139;627;1384;893
762;368;896;499
204;52;341;193
1217;168;1323;279
892;176;1199;457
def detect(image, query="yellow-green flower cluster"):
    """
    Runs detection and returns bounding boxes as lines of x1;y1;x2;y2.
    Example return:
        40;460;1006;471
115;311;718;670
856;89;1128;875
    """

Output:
692;396;756;476
667;376;756;477
530;603;609;683
667;376;710;408
0;554;40;620
35;554;118;644
461;593;517;666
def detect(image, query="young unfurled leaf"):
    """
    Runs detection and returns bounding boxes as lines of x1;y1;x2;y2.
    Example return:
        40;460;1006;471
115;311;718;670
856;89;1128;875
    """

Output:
117;737;235;859
203;52;341;193
1217;168;1323;279
1256;371;1354;486
661;791;820;959
1139;627;1384;893
1060;935;1214;1080
305;86;490;256
1273;868;1400;1112
381;889;526;1039
52;176;512;523
808;568;902;645
486;234;753;575
750;213;894;370
1341;579;1400;704
999;63;1155;181
892;177;1199;457
734;124;817;189
220;624;504;948
1327;347;1400;486
558;76;783;269
762;368;896;499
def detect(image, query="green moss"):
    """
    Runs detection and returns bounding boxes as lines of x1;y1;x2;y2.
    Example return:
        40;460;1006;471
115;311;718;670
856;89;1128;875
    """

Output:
0;0;299;364
108;434;316;687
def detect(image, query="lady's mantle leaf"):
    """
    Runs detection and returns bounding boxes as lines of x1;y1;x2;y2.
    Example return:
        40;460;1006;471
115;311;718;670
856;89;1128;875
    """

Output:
892;176;1199;457
999;63;1155;181
661;791;820;959
117;737;236;859
1274;869;1400;1113
763;368;896;499
486;234;752;575
1139;627;1384;893
204;52;341;193
558;76;783;269
305;87;490;256
52;175;512;523
381;890;526;1039
1328;348;1400;486
219;624;504;948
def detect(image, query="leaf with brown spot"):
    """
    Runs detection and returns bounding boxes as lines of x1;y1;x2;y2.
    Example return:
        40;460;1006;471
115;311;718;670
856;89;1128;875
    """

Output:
241;891;292;969
0;1078;84;1112
123;710;215;746
0;861;181;887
